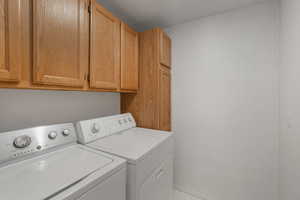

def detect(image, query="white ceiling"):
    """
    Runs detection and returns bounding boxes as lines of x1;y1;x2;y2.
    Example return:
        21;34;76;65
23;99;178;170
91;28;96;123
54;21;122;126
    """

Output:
96;0;272;31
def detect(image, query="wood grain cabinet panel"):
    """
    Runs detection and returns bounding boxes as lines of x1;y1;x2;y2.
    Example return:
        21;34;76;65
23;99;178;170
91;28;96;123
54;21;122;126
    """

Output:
33;0;89;87
0;0;22;82
0;0;139;93
120;23;139;91
159;30;171;68
90;1;120;90
159;65;171;131
121;28;172;131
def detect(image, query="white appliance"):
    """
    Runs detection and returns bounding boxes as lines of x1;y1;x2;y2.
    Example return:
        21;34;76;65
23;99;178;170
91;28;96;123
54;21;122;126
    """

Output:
0;123;126;200
76;113;174;200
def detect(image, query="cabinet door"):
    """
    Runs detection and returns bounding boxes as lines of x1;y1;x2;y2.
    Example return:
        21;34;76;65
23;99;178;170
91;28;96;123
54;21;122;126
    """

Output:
120;23;138;91
90;1;120;90
140;158;173;200
33;0;89;87
159;30;171;68
158;65;171;131
0;0;22;82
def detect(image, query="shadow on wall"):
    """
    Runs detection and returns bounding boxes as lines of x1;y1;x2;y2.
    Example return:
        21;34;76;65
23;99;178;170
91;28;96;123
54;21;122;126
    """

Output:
0;89;120;132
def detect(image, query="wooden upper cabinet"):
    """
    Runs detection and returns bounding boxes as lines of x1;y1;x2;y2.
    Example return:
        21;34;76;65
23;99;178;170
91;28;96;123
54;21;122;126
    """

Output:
33;0;89;87
120;23;139;91
90;1;120;90
158;65;171;131
159;30;171;68
0;0;22;82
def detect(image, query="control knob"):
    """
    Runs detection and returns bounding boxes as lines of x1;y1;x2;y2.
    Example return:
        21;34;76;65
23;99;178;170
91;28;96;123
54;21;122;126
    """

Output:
13;135;32;149
91;123;100;134
48;131;57;139
62;129;71;136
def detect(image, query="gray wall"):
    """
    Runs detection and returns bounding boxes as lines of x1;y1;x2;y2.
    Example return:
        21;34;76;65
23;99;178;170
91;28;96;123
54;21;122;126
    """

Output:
166;1;280;200
280;0;300;199
0;89;120;132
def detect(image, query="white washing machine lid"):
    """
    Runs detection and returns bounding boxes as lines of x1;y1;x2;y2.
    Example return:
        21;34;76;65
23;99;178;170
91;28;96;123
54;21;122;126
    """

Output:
88;128;173;164
0;145;113;200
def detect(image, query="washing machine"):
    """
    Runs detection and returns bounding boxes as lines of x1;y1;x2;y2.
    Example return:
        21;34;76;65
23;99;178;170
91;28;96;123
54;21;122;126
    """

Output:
76;113;174;200
0;123;126;200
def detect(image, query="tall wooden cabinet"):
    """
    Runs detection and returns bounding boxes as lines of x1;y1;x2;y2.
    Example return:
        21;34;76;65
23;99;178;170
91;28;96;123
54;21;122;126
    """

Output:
0;0;22;82
33;0;89;87
121;28;172;131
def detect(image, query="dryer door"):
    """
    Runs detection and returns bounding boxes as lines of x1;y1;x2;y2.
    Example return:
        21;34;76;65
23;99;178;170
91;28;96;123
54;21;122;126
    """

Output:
139;155;173;200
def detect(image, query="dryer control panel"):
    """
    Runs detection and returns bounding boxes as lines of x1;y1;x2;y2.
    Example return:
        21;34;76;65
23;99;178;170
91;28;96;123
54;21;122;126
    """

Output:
76;113;136;144
0;123;77;164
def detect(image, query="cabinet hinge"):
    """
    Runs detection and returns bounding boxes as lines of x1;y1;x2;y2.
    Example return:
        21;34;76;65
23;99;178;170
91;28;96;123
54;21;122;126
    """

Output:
85;73;90;82
88;4;91;13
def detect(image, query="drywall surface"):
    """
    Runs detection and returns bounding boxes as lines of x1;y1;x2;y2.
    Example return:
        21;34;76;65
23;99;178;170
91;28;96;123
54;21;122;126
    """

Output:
280;0;300;199
166;1;280;200
0;89;120;132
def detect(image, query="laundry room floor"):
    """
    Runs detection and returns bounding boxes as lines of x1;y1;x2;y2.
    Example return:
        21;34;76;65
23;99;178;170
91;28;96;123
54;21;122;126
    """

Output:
174;190;203;200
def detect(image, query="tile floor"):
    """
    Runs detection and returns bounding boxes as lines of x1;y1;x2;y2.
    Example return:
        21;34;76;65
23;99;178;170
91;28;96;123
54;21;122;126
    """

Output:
174;190;203;200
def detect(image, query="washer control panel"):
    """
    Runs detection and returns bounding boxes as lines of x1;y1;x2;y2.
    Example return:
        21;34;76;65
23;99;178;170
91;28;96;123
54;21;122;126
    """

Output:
76;113;136;144
0;123;77;164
